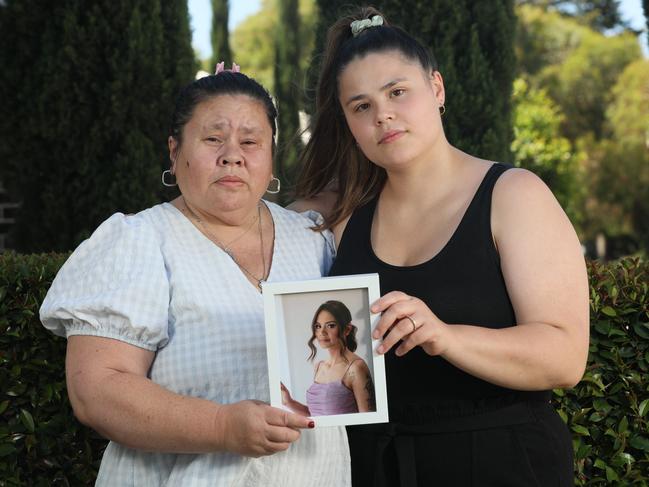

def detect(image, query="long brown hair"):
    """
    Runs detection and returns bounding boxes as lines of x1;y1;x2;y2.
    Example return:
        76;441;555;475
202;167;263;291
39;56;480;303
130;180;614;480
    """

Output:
295;7;438;230
307;300;358;361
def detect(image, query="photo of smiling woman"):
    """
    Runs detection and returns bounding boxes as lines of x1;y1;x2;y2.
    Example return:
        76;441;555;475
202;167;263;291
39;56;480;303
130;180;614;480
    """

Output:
282;300;376;416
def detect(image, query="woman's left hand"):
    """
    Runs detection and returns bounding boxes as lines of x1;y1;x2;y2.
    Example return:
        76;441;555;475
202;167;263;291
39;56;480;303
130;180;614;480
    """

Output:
371;291;451;357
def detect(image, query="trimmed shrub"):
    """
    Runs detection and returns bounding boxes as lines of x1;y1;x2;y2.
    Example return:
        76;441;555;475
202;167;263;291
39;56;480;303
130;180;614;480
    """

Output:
0;252;647;483
554;258;649;485
0;252;106;486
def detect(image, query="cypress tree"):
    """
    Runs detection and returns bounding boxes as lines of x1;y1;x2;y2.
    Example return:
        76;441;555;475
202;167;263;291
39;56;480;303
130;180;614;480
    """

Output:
274;0;302;201
159;0;197;201
0;0;190;252
308;0;361;113
210;0;232;72
310;0;516;162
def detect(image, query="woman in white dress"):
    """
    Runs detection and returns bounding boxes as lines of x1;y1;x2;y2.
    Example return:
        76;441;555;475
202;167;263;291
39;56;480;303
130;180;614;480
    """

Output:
39;63;350;487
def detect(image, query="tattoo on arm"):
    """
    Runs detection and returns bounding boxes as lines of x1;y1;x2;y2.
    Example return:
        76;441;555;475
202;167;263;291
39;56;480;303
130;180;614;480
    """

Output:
364;377;376;411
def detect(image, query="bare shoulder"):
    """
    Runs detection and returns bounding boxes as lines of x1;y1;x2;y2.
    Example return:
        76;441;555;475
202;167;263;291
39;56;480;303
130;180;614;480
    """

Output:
349;356;370;376
491;167;569;234
493;167;554;203
287;190;338;218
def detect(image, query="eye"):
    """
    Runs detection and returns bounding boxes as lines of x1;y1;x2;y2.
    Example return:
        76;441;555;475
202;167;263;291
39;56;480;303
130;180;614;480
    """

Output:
353;102;370;113
326;323;337;329
314;324;322;330
205;136;222;143
241;140;257;146
391;88;405;98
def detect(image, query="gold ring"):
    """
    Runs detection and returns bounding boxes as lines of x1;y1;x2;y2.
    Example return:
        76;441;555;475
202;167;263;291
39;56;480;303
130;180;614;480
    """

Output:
405;315;417;333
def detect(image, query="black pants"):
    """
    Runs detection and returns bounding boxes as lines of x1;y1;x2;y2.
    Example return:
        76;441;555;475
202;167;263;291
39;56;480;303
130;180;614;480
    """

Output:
347;402;574;487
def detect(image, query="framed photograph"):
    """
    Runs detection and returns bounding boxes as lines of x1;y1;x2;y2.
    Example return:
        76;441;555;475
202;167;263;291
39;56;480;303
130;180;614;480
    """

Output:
262;274;388;427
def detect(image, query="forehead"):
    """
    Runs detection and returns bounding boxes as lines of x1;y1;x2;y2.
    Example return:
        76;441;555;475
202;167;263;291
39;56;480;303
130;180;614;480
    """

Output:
190;94;272;134
338;50;425;96
316;309;337;323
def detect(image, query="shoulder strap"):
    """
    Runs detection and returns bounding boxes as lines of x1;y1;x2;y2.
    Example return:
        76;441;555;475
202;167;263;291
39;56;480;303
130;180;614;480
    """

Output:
335;197;377;256
342;358;362;379
313;360;323;380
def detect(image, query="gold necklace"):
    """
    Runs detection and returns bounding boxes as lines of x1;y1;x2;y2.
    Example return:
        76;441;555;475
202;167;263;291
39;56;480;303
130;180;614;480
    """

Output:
181;198;268;288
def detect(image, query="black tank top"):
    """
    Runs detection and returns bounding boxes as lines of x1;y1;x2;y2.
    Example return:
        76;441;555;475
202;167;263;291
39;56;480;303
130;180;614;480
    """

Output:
329;163;549;423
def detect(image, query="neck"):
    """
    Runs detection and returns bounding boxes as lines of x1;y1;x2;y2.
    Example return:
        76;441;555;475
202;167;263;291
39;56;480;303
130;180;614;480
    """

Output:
176;196;260;231
327;346;347;364
381;143;466;207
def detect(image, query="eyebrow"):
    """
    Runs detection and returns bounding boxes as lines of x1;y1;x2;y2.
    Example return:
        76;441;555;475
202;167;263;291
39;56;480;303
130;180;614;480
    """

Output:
344;77;408;106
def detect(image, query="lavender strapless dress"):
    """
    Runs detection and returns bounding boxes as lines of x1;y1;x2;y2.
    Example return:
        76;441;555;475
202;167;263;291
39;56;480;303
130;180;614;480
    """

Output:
306;381;359;416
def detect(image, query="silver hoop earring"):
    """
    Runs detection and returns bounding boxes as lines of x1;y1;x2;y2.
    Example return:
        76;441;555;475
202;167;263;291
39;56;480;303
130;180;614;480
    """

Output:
162;169;177;187
439;104;446;116
266;177;281;194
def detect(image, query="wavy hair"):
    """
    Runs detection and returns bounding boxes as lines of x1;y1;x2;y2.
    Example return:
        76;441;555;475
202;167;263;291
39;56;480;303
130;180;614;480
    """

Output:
307;300;358;361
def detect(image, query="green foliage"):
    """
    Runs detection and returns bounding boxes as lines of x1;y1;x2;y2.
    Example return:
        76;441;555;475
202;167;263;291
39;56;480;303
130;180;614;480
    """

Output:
511;78;584;225
0;0;195;253
517;0;627;31
553;258;649;485
274;0;303;201
0;253;648;483
231;0;316;94
516;5;592;76
0;252;107;485
581;60;649;251
210;0;232;72
540;30;640;140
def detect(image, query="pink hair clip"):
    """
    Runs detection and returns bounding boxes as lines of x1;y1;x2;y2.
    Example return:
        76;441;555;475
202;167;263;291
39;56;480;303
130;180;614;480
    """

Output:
215;61;241;74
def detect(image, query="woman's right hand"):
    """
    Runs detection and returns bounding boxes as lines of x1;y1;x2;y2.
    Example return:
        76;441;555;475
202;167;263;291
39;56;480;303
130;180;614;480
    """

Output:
216;400;313;458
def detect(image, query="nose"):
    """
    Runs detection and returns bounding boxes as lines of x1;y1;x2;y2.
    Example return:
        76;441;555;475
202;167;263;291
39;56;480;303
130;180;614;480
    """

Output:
217;140;243;166
375;105;393;126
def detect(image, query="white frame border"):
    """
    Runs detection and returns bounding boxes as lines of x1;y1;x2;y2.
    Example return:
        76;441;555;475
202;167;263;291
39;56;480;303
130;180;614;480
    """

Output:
262;274;388;427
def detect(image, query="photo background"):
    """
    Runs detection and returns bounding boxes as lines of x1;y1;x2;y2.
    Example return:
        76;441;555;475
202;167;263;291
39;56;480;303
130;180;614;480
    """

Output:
277;288;373;404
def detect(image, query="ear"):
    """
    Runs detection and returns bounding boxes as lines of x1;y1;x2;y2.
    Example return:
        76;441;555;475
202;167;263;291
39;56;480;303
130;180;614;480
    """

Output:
429;70;446;108
168;136;179;172
344;323;353;337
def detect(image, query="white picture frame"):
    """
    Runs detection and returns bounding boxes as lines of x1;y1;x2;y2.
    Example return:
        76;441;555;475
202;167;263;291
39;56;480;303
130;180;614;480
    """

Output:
262;274;388;427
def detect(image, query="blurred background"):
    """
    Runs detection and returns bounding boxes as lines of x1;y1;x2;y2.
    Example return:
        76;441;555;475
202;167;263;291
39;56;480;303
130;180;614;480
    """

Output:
1;0;647;260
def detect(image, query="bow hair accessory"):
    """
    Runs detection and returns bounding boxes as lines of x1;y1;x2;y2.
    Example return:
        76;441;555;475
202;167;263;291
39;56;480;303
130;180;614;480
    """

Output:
350;15;384;37
215;61;241;74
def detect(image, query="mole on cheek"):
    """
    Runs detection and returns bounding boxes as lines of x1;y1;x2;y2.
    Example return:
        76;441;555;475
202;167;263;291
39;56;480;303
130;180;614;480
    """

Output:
186;160;190;167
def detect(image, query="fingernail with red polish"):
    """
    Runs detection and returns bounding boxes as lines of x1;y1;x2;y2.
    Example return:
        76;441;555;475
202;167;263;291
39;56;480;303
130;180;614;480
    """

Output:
308;421;315;429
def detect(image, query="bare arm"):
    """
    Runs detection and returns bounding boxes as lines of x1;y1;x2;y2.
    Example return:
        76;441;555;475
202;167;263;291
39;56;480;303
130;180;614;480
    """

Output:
66;335;313;456
345;360;376;412
280;382;310;417
373;169;589;390
288;191;349;248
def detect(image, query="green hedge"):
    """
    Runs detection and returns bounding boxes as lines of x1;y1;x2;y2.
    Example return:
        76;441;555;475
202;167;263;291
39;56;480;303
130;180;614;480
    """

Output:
0;253;106;486
554;257;649;485
0;252;647;484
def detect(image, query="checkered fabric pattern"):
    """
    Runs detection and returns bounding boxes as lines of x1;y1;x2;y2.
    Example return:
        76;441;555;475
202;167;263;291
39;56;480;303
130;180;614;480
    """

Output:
40;201;350;487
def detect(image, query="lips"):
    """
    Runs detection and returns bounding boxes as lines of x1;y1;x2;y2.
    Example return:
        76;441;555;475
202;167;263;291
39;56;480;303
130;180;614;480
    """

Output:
216;175;244;186
378;129;405;144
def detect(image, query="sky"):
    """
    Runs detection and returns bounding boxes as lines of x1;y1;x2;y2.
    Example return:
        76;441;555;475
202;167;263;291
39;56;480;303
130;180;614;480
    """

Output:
188;0;647;59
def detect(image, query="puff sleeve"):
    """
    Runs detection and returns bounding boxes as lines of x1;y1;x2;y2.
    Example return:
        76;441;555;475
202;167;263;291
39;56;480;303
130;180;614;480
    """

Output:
40;213;170;351
300;209;336;275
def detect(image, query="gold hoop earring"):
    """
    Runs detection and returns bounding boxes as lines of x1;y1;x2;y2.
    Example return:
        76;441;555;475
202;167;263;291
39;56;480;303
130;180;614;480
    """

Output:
439;104;446;116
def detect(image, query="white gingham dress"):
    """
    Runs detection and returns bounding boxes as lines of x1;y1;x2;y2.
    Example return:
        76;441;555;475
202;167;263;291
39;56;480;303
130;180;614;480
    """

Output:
40;201;351;487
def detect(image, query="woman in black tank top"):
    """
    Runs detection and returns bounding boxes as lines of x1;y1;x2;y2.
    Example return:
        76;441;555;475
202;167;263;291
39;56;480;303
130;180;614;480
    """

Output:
295;7;589;487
